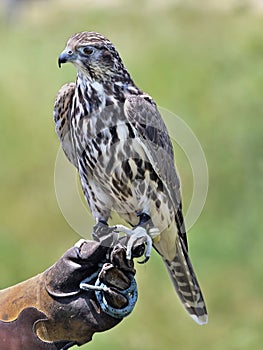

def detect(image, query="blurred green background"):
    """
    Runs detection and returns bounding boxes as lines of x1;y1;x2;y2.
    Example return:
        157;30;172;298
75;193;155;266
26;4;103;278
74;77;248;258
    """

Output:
0;1;262;349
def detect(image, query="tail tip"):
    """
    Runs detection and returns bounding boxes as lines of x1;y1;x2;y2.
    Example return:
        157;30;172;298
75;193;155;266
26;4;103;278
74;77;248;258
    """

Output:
190;313;208;325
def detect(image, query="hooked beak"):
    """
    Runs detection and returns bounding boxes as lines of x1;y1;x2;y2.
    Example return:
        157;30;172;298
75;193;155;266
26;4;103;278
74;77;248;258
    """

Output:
58;50;76;68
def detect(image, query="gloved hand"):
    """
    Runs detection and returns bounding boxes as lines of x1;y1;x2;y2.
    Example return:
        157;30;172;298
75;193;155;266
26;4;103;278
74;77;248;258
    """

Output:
0;237;140;350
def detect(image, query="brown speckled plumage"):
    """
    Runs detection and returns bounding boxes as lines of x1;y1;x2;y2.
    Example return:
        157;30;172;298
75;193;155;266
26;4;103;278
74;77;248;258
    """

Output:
54;31;207;324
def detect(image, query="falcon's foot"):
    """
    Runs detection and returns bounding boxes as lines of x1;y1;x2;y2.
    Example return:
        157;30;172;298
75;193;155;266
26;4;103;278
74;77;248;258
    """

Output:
115;224;160;263
127;227;151;263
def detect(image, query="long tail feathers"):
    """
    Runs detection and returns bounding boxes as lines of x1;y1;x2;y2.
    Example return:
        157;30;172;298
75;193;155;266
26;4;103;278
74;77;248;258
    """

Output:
164;236;208;325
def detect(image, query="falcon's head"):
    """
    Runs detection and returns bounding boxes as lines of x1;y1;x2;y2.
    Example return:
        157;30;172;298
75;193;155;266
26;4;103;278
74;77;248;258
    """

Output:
58;31;131;82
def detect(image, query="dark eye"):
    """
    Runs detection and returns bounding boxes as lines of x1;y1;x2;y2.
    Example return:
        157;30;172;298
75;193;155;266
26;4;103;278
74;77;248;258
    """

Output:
82;47;94;55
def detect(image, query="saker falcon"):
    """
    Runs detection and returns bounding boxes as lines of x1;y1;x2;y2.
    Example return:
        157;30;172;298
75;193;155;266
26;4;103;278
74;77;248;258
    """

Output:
54;31;208;325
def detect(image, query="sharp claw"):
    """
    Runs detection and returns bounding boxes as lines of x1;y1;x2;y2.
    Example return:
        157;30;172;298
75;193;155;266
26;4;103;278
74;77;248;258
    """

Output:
138;256;150;264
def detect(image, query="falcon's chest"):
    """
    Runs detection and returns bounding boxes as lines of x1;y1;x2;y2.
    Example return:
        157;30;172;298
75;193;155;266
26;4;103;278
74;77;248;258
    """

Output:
70;81;142;181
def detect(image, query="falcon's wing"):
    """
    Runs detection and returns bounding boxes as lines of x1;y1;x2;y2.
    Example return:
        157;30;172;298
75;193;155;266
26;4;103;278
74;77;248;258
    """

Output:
124;95;187;245
54;83;78;168
125;95;208;325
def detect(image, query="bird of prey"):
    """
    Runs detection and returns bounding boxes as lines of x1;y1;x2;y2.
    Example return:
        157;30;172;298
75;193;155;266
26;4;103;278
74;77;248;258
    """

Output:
54;31;208;325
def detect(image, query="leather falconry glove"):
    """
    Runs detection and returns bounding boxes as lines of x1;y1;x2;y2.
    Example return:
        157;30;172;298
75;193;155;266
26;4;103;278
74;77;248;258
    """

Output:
0;236;141;350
